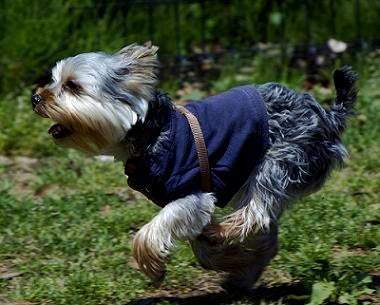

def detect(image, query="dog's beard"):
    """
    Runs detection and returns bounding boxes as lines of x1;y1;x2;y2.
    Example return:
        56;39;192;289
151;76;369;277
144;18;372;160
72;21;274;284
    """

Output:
40;93;141;155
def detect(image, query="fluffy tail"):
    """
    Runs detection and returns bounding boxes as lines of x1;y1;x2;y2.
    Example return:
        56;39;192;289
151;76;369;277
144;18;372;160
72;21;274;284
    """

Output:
330;66;359;132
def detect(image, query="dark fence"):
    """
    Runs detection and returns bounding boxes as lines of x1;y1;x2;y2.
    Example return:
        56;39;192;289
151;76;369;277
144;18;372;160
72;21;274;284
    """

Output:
3;0;378;94
67;0;380;83
71;0;378;56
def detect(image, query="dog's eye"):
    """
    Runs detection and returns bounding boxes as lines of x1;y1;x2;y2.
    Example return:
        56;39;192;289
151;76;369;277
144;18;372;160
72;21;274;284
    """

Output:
65;80;80;91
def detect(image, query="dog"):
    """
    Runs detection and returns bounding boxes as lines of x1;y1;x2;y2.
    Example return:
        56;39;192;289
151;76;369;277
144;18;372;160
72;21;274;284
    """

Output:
32;42;358;290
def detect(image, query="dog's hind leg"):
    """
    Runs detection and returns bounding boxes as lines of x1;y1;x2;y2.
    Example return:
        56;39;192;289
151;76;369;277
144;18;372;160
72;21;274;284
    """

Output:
133;193;216;282
190;224;278;291
222;225;278;291
203;145;291;243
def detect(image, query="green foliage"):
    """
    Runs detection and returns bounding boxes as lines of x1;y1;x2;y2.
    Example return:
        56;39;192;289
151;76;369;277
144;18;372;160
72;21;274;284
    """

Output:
1;0;380;95
308;281;336;305
308;276;375;305
0;0;131;94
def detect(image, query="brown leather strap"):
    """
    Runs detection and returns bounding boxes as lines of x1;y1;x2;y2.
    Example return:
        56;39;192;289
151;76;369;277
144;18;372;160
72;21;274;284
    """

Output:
176;106;211;192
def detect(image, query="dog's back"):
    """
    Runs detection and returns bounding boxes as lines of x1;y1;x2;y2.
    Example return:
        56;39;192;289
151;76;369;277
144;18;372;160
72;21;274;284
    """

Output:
219;67;358;239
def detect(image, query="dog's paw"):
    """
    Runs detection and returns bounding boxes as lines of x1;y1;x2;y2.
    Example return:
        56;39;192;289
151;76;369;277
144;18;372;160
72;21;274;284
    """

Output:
133;225;170;282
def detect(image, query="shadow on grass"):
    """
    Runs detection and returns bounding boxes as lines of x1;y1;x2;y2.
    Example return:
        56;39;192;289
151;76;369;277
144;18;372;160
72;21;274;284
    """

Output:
126;282;309;305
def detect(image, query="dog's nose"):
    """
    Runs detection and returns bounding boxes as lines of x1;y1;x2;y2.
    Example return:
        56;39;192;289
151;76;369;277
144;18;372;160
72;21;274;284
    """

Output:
31;94;42;109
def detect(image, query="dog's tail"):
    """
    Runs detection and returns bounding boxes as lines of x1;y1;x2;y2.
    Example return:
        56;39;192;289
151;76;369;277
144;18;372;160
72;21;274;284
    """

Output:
330;66;359;132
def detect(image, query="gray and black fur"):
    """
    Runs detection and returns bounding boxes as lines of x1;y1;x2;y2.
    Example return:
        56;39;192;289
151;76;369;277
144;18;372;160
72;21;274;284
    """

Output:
254;66;358;220
191;67;358;290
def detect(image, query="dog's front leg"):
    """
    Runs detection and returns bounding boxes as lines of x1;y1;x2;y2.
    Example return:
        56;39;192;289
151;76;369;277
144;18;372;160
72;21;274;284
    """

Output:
133;193;216;282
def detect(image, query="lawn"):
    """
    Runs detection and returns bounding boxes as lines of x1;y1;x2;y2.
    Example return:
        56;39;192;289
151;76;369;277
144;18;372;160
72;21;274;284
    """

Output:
0;58;379;305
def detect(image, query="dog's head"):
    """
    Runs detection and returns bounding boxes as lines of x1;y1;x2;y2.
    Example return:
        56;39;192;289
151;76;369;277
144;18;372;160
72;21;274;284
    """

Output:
32;42;159;155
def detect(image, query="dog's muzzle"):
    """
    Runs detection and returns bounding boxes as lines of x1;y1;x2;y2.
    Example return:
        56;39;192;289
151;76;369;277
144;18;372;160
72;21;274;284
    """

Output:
31;92;72;138
31;94;42;109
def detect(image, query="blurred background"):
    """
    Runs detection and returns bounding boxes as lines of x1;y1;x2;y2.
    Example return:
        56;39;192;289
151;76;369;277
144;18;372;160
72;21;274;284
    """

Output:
1;0;380;95
0;1;379;305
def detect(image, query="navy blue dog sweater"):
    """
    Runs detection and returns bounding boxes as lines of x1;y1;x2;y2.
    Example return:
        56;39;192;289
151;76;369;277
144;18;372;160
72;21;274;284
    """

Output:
125;85;269;208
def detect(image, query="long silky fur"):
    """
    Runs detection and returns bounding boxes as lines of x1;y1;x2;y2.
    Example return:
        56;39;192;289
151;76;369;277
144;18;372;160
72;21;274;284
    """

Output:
220;67;358;240
34;45;358;287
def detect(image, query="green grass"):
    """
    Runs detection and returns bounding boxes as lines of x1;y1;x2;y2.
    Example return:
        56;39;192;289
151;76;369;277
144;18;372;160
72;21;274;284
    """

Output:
0;58;379;304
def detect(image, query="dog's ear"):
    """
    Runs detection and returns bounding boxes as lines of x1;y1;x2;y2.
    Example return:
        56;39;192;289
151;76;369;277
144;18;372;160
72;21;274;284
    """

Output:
113;43;159;100
115;42;159;79
116;42;159;60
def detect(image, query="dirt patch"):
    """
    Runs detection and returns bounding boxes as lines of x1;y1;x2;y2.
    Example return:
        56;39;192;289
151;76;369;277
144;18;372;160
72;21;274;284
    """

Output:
106;187;143;203
0;297;35;305
0;155;40;198
0;263;24;281
0;155;71;200
0;156;13;166
260;265;295;286
330;245;368;262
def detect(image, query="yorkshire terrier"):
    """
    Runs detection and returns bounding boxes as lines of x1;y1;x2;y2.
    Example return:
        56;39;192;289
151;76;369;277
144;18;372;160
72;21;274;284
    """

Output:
32;42;358;290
